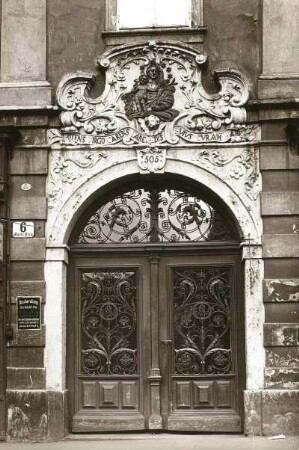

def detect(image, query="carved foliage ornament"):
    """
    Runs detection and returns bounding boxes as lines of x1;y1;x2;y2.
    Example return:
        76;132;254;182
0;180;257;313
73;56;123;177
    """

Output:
49;41;254;148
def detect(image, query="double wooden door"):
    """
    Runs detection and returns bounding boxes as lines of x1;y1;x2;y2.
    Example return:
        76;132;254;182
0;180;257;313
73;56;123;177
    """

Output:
68;251;244;432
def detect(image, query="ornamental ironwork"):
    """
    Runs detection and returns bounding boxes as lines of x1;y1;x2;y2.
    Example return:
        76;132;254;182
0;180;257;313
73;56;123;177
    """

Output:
77;189;235;244
80;270;138;375
173;267;232;375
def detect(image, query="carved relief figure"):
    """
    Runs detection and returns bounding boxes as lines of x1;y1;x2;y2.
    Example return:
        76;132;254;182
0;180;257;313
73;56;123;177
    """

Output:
122;61;179;123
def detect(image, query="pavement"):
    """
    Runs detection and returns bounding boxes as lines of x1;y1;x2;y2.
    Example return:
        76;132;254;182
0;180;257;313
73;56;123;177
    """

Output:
1;434;299;450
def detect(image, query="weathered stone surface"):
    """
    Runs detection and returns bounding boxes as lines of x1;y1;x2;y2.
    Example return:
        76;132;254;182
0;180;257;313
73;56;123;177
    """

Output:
265;303;299;323
262;235;299;258
244;390;262;435
262;171;299;193
10;238;46;261
0;83;51;108
7;368;45;389
264;324;299;346
10;149;48;174
10;281;45;303
10;174;47;219
265;367;299;389
1;0;47;82
264;279;299;302
10;198;47;220
258;79;299;99
263;216;299;235
262;0;299;75
7;390;47;441
10;261;44;282
47;391;67;441
260;145;299;170
264;259;299;279
261;193;299;216
6;390;68;442
8;325;45;347
266;347;299;367
7;347;44;368
265;347;299;387
262;390;299;435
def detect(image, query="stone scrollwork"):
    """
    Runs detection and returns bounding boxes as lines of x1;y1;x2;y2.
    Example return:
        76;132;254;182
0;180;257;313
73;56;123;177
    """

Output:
48;150;107;208
194;147;261;201
49;41;255;148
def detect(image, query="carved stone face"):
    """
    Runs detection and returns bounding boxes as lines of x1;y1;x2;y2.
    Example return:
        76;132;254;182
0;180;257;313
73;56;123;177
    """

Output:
146;64;159;80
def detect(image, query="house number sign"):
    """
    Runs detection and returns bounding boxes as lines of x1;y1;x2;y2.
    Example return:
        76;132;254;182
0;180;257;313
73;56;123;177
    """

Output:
12;221;35;238
17;296;41;330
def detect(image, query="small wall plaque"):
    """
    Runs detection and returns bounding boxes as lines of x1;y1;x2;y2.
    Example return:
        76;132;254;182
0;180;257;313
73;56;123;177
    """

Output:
12;221;35;238
21;183;32;191
17;296;41;330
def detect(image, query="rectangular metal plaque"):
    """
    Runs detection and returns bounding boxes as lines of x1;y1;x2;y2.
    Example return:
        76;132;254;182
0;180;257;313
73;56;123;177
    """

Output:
12;221;35;238
17;296;41;330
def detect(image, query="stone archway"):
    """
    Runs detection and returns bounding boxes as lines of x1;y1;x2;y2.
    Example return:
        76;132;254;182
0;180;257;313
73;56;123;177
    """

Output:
44;157;264;416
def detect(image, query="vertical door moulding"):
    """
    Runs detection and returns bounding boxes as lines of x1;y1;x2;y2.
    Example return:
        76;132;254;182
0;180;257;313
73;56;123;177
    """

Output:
44;247;68;390
242;244;265;390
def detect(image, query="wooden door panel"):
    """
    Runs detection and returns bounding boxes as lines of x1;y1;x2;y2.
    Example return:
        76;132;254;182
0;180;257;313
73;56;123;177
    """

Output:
159;256;243;432
72;260;149;432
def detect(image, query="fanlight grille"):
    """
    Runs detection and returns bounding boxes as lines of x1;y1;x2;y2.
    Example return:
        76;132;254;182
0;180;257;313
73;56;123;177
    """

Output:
77;188;237;244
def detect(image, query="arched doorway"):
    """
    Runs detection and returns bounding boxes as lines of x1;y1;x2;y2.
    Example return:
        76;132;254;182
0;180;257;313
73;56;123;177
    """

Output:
67;174;245;433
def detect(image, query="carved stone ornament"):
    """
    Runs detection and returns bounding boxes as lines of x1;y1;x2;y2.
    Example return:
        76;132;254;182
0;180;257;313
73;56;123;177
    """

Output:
48;150;107;209
48;41;255;148
136;147;166;173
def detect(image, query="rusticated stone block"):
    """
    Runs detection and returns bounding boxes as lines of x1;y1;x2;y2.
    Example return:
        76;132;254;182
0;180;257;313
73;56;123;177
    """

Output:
265;303;299;323
264;279;299;302
266;347;299;367
262;390;299;436
6;390;68;442
7;347;44;368
7;390;47;442
10;238;46;261
10;148;47;174
10;281;46;303
7;368;45;389
264;323;299;346
47;391;68;441
265;367;299;389
8;325;45;347
263;235;299;258
244;391;262;435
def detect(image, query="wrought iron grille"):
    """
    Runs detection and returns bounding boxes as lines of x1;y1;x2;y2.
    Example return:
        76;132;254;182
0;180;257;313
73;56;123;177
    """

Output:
80;270;138;375
173;266;232;375
77;189;235;244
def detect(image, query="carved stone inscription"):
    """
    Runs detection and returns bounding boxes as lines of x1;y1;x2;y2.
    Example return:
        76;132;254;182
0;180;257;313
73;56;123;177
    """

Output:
49;41;256;148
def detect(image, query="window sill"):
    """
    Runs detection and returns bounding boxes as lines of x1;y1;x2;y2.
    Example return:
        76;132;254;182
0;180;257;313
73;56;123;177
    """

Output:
102;26;207;47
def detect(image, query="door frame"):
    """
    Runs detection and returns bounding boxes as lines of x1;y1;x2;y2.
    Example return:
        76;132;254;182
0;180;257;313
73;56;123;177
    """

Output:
67;243;244;432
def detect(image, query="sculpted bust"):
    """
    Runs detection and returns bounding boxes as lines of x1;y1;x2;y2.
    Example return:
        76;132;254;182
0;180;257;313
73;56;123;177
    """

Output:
122;61;179;123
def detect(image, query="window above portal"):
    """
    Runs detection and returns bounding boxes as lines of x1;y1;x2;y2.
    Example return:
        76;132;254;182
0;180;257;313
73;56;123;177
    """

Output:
105;0;203;32
118;0;191;29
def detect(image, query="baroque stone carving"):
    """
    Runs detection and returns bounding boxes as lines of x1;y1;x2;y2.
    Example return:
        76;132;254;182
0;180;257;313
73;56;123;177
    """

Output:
49;41;254;148
194;147;260;201
136;147;166;173
48;150;107;208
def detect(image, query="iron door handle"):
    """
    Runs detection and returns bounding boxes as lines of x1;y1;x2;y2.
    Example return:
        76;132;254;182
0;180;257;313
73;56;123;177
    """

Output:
160;339;172;345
